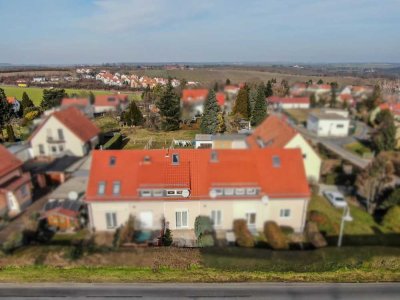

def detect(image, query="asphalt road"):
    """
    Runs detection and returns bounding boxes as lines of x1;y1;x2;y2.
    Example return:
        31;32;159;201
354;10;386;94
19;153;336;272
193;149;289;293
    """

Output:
0;283;399;299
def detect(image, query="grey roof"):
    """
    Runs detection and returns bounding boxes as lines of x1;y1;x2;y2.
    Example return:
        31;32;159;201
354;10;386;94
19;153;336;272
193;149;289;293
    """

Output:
309;111;348;121
212;134;248;141
48;176;87;200
44;199;82;212
195;134;213;141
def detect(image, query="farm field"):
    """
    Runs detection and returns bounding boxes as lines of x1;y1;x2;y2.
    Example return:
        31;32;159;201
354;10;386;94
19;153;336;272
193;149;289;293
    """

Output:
0;85;140;106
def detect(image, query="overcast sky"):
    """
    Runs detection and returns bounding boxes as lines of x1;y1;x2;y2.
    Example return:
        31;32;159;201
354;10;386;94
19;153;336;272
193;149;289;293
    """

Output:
1;0;399;64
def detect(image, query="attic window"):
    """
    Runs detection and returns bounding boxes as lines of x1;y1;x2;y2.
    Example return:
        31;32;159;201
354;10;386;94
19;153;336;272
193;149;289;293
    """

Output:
98;182;106;195
172;154;180;165
210;151;218;162
256;137;265;148
272;155;281;168
143;156;151;163
109;156;116;166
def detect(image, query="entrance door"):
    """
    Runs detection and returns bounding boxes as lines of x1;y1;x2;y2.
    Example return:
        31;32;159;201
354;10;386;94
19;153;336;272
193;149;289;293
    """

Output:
139;211;153;230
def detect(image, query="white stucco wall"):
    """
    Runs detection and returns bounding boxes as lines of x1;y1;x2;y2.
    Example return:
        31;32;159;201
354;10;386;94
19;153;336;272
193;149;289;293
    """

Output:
307;116;349;137
285;134;321;182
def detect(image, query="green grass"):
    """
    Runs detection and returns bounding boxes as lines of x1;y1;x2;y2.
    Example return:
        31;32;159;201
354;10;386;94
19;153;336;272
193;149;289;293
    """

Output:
285;109;311;124
0;85;139;106
345;141;373;157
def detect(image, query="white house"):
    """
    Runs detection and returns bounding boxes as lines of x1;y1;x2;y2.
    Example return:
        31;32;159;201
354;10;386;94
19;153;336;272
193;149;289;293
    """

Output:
268;96;310;110
93;94;129;114
195;134;248;149
29;107;100;157
307;110;350;137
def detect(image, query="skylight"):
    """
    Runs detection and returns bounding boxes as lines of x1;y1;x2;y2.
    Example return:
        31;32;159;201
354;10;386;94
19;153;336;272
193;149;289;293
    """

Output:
272;155;281;168
172;153;180;165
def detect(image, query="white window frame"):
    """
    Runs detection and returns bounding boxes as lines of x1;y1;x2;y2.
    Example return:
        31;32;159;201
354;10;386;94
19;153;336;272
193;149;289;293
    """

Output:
211;210;222;227
140;190;151;197
112;181;121;195
280;209;291;218
152;190;164;197
246;188;257;196
98;181;106;195
245;212;257;228
224;188;234;196
105;212;117;229
235;188;245;196
175;210;189;229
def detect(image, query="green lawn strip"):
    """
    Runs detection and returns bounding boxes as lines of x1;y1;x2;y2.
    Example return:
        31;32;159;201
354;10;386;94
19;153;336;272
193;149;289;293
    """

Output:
344;142;373;157
0;266;398;283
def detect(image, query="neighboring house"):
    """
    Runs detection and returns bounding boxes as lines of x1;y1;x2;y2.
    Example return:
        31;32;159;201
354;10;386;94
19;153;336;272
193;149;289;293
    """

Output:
289;82;308;97
93;94;129;114
7;97;21;114
268;96;310;110
0;145;32;217
6;143;33;162
194;134;248;149
29;106;100;158
247;115;321;182
85;148;310;244
32;77;46;83
307;109;350;137
181;89;225;119
42;199;83;231
61;97;94;118
370;103;400;123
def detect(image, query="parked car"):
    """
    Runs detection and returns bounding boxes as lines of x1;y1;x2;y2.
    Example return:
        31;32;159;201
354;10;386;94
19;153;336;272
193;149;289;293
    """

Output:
323;191;348;208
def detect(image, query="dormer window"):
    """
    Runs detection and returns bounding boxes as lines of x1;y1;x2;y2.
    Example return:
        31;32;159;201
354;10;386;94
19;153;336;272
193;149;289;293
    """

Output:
210;151;218;162
109;156;116;166
98;182;106;195
112;181;120;195
172;153;180;165
272;155;281;168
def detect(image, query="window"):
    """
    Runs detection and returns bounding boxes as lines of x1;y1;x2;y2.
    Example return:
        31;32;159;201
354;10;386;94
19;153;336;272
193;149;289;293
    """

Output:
172;153;180;165
224;188;234;196
59;145;64;152
97;182;106;195
105;212;117;229
280;209;291;218
272;155;281;168
57;128;64;140
175;210;188;228
336;124;344;128
112;181;120;195
246;188;257;195
153;190;164;197
211;188;223;196
109;156;116;166
39;144;45;155
51;146;57;153
246;213;256;227
235;188;245;196
140;190;151;197
303;153;307;159
210;151;218;162
211;210;222;226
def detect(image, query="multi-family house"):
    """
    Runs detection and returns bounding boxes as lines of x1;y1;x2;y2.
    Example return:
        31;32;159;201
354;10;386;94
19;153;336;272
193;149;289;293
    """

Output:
0;145;33;217
85;148;310;245
29;106;100;157
61;97;94;118
247;115;321;182
268;96;310;110
181;89;225;119
93;94;129;114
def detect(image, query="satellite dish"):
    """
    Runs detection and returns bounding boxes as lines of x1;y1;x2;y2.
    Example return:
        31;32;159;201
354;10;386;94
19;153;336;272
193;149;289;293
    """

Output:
209;190;217;199
262;195;269;204
68;191;79;201
182;190;190;198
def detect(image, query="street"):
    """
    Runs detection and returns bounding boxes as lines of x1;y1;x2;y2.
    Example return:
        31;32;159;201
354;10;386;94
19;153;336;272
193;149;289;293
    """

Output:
0;283;399;299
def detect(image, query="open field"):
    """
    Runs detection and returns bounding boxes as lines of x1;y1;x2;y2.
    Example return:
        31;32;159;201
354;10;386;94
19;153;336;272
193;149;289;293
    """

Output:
0;85;140;106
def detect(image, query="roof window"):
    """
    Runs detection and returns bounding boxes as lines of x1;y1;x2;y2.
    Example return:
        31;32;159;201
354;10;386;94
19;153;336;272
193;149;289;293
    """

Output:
109;156;116;166
172;153;180;165
272;155;281;168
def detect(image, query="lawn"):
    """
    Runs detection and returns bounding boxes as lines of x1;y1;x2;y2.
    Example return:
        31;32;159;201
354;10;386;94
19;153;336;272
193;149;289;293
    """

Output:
345;141;373;158
0;85;140;106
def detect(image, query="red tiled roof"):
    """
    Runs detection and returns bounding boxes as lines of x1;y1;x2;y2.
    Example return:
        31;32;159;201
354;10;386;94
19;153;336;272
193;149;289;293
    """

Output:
224;85;240;91
0;145;22;178
85;148;310;202
61;98;90;107
7;97;17;104
181;89;209;102
379;103;400;116
216;92;226;106
94;94;128;107
29;107;100;143
268;96;309;104
247;115;298;149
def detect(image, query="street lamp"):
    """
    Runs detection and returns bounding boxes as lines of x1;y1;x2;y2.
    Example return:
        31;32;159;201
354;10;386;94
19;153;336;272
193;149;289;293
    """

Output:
338;206;353;247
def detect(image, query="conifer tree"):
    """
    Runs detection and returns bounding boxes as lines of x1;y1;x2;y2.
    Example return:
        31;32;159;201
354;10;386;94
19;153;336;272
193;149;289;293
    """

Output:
200;89;220;134
217;111;227;133
0;88;13;141
249;86;258;114
123;101;144;126
89;92;95;105
40;88;67;110
21;92;34;110
232;85;250;119
265;80;273;97
250;85;268;126
157;79;180;131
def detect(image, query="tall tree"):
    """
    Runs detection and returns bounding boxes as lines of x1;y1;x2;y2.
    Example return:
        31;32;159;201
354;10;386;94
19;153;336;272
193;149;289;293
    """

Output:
232;85;250;119
356;154;394;214
157;79;180;131
89;92;95;105
200;89;220;134
365;84;381;111
21;92;34;110
372;110;396;153
225;78;231;85
264;80;273;98
216;111;226;133
317;79;324;84
40;88;67;110
248;86;258;114
0;88;13;141
250;85;268;126
123;101;144;126
213;82;219;92
310;93;317;108
329;82;338;108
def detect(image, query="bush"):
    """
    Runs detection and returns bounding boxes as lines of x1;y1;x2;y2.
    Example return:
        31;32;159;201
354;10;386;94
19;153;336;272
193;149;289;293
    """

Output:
194;216;213;238
233;219;254;248
68;242;84;260
279;226;294;235
112;228;121;249
382;206;400;232
263;221;289;250
197;234;214;247
103;133;123;150
305;221;327;248
308;210;338;235
162;228;173;246
2;231;25;253
119;215;135;245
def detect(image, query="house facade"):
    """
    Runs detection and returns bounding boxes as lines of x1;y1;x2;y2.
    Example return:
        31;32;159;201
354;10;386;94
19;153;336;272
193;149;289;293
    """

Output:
29;107;100;157
94;94;129;114
85;149;310;242
268;96;310;110
0;145;32;217
195;134;248;149
181;89;226;119
247;115;321;182
61;97;94;118
307;110;350;137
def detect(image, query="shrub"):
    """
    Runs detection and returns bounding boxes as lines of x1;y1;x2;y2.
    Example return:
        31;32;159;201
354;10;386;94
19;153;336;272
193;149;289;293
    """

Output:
305;221;327;248
68;242;84;260
233;219;254;248
112;227;121;249
119;215;135;245
197;234;214;247
194;216;213;238
279;226;294;235
308;210;338;235
382;206;400;232
162;228;173;246
103;133;123;150
263;221;289;250
2;231;25;253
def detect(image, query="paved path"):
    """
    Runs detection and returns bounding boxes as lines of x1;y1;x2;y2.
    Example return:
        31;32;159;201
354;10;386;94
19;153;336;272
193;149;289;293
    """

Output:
0;283;398;299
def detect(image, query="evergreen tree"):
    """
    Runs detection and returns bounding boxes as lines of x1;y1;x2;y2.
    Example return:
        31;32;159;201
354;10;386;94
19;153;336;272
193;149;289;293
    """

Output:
217;111;226;133
317;79;324;84
249;86;258;114
89;92;95;105
365;84;381;110
225;78;231;85
213;82;219;92
6;124;15;142
232;85;250;119
310;93;317;108
157;79;180;131
250;85;268;126
265;80;273;97
0;88;13;140
123;101;144;126
329;83;337;108
40;88;67;110
200;89;220;134
372;110;396;153
21;92;34;110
